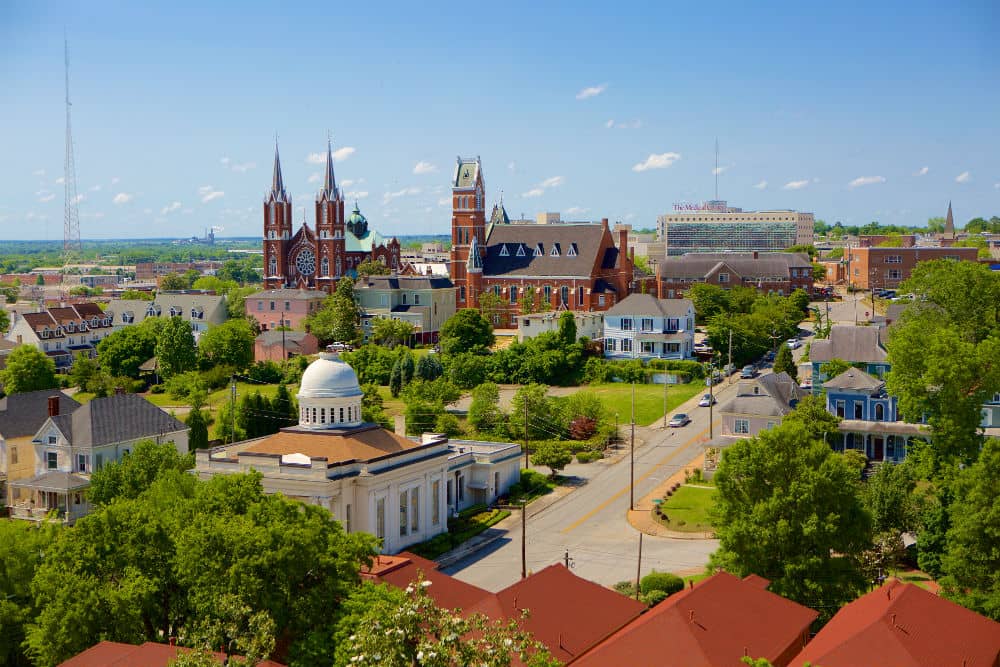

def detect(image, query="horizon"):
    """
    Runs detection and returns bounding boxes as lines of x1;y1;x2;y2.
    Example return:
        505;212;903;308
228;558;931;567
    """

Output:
2;1;998;241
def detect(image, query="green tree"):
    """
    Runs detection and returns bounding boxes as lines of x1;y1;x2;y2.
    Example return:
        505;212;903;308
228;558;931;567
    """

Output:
434;412;463;437
477;291;504;325
98;320;160;378
214;399;245;443
863;460;921;535
360;383;391;428
415;353;443;381
709;421;871;618
783;395;841;443
87;439;195;505
372;318;415;348
532;441;572;477
389;360;403;398
198;319;255;369
519;285;539;315
686;283;731;323
225;285;259;320
404;399;442;435
0;521;60;666
160;272;190;290
68;354;100;390
120;288;154;301
772;343;797;378
818;358;853;383
155;317;198;379
355;258;391;277
939;438;1000;620
0;345;58;394
926;216;946;233
0;307;9;333
186;406;210;451
399;350;415;386
468;382;504;435
557;310;577;346
508;384;554;441
440;309;494;356
306;278;360;345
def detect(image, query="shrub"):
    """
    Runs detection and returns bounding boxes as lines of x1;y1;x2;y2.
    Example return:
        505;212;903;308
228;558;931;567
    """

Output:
246;360;284;384
640;571;684;597
575;450;602;463
641;589;670;607
434;412;463;437
613;581;637;597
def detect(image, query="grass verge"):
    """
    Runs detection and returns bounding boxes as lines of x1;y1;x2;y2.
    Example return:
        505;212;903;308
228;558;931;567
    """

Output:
408;504;511;560
653;484;716;533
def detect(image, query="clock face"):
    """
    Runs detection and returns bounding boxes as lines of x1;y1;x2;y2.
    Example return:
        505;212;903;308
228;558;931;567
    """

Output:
295;249;316;276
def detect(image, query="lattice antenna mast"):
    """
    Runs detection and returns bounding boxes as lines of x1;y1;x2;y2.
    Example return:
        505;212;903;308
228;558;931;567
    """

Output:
63;36;82;253
714;137;719;201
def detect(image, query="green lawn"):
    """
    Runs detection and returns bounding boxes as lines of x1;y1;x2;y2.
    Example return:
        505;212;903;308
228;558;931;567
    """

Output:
587;381;704;427
654;484;716;533
206;382;298;410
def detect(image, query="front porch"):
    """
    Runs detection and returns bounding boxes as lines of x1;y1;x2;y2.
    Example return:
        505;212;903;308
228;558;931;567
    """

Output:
8;471;91;525
831;420;927;463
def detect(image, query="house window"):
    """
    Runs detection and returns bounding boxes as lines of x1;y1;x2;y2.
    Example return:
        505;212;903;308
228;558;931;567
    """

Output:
321;257;329;275
48;435;57;445
410;487;420;533
666;343;680;353
376;497;386;541
622;339;633;352
534;244;544;257
836;400;845;418
493;285;501;298
402;293;408;305
320;408;326;423
432;480;441;525
399;490;409;536
339;407;345;423
95;453;103;470
380;294;388;306
734;419;750;434
460;286;466;301
885;255;902;263
875;403;884;421
577;288;584;306
499;244;509;257
854;403;863;419
414;294;421;305
516;244;526;257
598;294;606;306
641;318;653;331
47;451;58;470
567;243;578;257
270;301;276;311
543;285;552;302
560;286;569;305
621;318;633;331
77;454;87;473
641;341;655;354
550;245;560;257
605;338;617;351
345;504;352;533
10;446;16;465
718;273;729;283
457;473;465;502
887;269;902;280
666;318;679;331
446;479;453;506
509;287;517;304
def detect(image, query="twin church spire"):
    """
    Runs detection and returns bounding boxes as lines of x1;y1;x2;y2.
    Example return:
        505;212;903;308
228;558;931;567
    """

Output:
268;136;341;204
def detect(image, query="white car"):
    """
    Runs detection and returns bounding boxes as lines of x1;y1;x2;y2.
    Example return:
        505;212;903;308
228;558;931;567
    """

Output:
786;338;801;350
698;394;717;407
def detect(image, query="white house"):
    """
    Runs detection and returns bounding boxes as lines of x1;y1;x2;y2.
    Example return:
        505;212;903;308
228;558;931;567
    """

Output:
195;351;521;554
517;311;604;342
5;303;115;372
8;393;189;524
603;293;695;360
109;293;228;337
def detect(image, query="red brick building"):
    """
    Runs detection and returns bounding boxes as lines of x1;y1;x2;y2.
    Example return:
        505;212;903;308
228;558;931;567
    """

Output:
449;157;634;327
262;141;400;293
656;251;815;298
845;246;980;289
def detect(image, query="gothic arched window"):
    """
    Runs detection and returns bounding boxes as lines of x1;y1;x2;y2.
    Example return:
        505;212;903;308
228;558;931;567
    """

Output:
335;256;342;277
321;257;329;276
268;255;277;276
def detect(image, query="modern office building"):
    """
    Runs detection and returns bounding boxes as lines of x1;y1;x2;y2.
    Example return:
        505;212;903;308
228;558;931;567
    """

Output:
657;202;813;256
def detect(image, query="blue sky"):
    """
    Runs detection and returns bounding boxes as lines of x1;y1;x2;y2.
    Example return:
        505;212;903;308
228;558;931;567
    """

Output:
1;0;998;240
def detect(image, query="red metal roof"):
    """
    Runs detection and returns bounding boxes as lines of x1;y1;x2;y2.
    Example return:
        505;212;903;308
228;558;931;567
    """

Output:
363;551;493;611
791;579;1000;667
59;641;285;666
570;572;817;667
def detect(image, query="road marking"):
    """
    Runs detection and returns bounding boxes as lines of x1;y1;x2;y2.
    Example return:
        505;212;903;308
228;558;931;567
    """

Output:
561;422;716;534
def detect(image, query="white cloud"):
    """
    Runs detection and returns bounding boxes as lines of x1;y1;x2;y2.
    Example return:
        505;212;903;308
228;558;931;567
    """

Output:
55;176;65;185
110;177;120;185
711;165;731;176
413;161;437;175
333;147;355;162
89;184;102;192
161;201;182;215
632;152;681;172
507;162;517;172
112;192;133;205
753;180;768;190
198;186;224;203
576;83;607;100
382;187;420;203
346;190;368;200
307;172;322;184
220;156;231;166
782;180;810;190
341;178;364;188
32;169;45;177
231;162;255;173
848;175;886;189
565;206;589;215
306;153;326;164
605;119;614;128
438;197;451;207
37;191;55;203
994;182;1000;190
955;171;971;183
522;188;545;198
540;176;565;188
915;166;929;176
606;119;641;129
143;208;152;215
72;194;85;204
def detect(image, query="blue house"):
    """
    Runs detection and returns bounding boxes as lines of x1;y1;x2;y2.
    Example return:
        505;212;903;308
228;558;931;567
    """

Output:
809;325;890;394
823;368;926;463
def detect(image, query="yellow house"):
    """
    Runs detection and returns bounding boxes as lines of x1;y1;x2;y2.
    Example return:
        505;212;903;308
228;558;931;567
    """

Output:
1;390;81;504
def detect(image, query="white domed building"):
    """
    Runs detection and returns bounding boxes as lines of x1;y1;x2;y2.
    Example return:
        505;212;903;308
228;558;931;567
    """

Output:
195;351;521;554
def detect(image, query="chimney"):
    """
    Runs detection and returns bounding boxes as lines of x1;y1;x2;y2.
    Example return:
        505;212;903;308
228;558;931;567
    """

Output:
618;227;628;254
47;395;60;417
656;266;664;299
394;414;406;437
601;217;609;231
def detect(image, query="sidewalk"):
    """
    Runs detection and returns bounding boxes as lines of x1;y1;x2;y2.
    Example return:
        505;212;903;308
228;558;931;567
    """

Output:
626;451;715;540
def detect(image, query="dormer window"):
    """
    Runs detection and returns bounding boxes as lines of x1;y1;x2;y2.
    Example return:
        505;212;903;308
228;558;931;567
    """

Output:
533;243;544;257
41;328;50;339
567;243;578;257
516;244;526;257
550;244;561;257
499;244;509;257
191;308;204;319
66;322;74;332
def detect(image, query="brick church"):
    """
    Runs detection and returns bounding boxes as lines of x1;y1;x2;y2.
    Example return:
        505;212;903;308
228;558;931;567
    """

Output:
262;141;400;291
449;157;634;327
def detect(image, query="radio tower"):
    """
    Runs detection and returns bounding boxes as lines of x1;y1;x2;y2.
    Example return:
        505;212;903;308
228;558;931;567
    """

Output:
63;37;82;254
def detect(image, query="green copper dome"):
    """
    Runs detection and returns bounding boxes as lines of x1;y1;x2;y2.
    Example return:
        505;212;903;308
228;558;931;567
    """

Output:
347;202;367;226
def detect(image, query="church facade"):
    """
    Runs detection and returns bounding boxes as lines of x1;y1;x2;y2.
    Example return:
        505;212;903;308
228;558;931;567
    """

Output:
262;141;401;292
449;157;635;328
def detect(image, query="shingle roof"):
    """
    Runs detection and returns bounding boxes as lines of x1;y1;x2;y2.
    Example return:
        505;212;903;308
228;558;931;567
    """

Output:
790;579;1000;667
0;389;80;439
356;276;454;290
605;293;693;318
47;394;187;447
572;571;817;667
823;368;884;392
364;552;491;611
483;224;614;278
658;252;812;281
9;470;90;492
59;641;285;667
810;326;888;364
720;372;805;418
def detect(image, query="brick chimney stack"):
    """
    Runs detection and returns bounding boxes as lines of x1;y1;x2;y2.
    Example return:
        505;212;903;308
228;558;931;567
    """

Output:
47;396;60;417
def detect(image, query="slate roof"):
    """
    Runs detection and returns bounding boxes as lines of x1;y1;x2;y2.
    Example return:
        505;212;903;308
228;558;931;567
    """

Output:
658;252;812;280
0;389;80;439
605;293;693;318
823;368;884;392
46;394;187;447
355;276;454;290
791;579;1000;667
572;571;817;667
110;294;226;326
483;224;615;278
721;372;806;418
810;325;888;364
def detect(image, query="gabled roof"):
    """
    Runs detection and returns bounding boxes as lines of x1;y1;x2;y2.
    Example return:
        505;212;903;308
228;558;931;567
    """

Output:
58;640;285;667
721;372;806;418
363;551;491;611
248;289;327;301
356;276;454;291
823;368;884;392
810;325;888;365
489;202;510;226
0;390;80;439
658;252;812;281
605;293;693;318
45;394;187;447
9;470;90;492
791;579;1000;667
483;224;614;278
572;571;817;667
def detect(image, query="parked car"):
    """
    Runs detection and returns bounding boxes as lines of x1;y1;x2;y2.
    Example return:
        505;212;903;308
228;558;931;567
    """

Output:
786;338;801;350
740;365;757;379
800;377;813;390
705;371;723;386
764;350;776;362
329;342;352;352
668;413;691;427
698;394;717;407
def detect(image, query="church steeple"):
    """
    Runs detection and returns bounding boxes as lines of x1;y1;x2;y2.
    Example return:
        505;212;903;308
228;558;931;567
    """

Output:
270;141;287;203
945;200;955;236
322;137;338;201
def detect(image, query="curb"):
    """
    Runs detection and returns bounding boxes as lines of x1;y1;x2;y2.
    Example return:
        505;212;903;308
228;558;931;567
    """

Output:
435;528;508;568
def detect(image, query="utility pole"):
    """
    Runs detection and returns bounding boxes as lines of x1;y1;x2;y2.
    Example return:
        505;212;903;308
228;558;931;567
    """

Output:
634;532;644;601
523;397;529;469
564;549;570;568
708;360;715;439
727;329;733;384
521;498;527;579
662;370;668;429
229;376;237;444
630;382;636;511
280;311;286;360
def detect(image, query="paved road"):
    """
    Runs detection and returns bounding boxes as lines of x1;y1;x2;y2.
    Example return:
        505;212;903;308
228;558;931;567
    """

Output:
441;380;747;591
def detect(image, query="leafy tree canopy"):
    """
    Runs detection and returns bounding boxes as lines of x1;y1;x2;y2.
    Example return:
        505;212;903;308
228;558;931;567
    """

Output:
440;309;494;356
0;344;58;394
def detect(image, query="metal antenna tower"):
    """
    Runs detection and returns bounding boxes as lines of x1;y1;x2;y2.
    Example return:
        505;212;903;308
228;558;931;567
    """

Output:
63;36;82;254
714;137;719;201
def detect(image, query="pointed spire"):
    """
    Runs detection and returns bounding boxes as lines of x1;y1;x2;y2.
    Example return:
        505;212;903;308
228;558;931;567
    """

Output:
945;200;955;234
321;134;338;201
467;235;483;272
271;138;287;202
